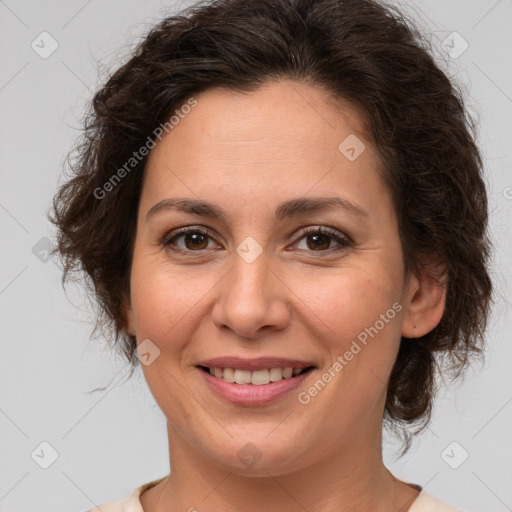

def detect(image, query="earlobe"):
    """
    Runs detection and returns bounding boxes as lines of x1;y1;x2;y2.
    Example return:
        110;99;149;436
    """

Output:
401;265;447;338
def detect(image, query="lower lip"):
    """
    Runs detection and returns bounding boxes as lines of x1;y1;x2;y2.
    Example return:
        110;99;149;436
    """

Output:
197;367;314;406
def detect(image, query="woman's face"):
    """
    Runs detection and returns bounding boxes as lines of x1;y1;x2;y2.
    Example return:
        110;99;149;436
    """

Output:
125;79;421;474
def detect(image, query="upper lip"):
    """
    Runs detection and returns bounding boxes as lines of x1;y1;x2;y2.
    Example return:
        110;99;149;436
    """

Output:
197;357;316;371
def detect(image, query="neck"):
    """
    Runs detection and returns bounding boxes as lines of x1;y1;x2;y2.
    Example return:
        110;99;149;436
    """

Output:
140;423;420;512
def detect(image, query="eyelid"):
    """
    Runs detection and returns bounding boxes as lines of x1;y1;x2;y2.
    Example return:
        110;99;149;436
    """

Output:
162;225;221;248
162;224;351;253
288;225;352;251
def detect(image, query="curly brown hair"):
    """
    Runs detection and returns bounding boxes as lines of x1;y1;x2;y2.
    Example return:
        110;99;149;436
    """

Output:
49;0;492;447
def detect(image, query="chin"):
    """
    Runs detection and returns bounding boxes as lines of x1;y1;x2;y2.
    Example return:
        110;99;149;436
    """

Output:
201;433;311;476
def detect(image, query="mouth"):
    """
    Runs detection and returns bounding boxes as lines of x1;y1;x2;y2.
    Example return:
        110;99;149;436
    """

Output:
196;365;316;385
195;358;318;406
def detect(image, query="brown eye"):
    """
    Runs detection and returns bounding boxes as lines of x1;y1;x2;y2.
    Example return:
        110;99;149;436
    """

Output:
163;228;219;252
292;226;351;253
305;233;332;251
181;232;209;250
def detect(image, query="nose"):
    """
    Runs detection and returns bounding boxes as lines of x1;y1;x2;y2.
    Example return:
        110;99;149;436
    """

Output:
211;251;291;340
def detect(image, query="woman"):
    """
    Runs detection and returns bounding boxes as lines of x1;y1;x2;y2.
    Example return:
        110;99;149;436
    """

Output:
50;0;492;510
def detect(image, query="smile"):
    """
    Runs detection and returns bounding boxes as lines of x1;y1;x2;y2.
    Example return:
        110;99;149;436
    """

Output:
196;363;317;406
198;365;315;385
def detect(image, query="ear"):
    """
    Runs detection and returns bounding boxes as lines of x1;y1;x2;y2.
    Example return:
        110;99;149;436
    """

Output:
122;296;136;337
401;262;448;338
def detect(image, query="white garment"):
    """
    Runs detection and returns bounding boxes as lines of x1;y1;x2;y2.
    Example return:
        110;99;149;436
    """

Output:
86;477;463;512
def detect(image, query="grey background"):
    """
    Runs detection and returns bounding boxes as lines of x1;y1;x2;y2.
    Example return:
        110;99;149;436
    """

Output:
0;1;511;511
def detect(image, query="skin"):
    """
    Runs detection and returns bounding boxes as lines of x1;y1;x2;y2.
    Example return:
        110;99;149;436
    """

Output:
124;79;446;512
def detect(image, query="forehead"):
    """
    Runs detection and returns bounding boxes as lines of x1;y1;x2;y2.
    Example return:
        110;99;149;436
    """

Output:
140;79;388;220
157;79;368;158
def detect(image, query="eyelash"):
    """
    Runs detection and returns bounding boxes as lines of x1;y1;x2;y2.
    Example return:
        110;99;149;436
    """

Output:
161;225;352;255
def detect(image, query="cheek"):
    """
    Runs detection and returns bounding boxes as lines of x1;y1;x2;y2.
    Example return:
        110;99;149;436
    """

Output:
128;259;215;406
295;267;401;344
292;264;404;405
129;256;217;343
295;271;403;410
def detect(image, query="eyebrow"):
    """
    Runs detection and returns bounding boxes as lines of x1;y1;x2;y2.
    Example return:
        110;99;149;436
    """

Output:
145;196;368;224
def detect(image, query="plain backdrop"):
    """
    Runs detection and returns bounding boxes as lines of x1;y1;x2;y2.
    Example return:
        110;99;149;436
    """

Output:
0;1;511;511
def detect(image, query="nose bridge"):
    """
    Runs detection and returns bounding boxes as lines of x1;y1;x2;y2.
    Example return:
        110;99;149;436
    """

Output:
233;246;270;299
212;244;290;338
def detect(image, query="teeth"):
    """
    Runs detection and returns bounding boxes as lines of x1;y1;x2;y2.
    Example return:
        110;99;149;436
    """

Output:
207;366;309;385
269;368;283;381
251;369;270;385
234;369;252;384
223;367;235;382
